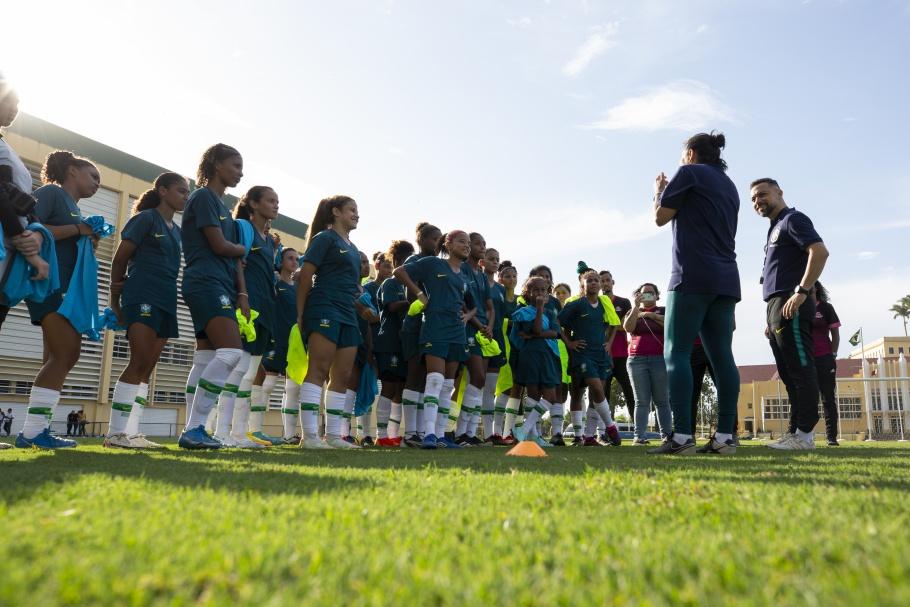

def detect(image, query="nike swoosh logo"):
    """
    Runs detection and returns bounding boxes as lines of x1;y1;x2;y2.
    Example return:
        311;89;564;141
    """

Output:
219;216;227;220
340;249;349;254
70;213;81;217
437;274;447;278
581;314;589;317
153;234;164;238
251;246;261;251
775;327;783;334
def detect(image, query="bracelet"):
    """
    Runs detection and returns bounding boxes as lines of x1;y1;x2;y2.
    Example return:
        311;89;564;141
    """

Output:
237;292;249;298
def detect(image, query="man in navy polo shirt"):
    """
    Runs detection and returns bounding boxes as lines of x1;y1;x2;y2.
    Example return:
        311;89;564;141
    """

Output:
752;177;830;450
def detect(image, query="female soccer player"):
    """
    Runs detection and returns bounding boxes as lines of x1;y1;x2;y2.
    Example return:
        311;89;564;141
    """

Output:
297;195;364;449
553;283;572;308
399;222;442;447
393;230;473;449
510;276;561;447
178;144;248;450
343;251;379;445
490;260;519;444
374;239;416;447
262;247;301;442
17;151;101;449
559;269;621;447
105;172;188;449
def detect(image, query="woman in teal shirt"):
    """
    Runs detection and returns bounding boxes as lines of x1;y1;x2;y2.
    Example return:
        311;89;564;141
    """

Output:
105;172;188;449
16;151;100;449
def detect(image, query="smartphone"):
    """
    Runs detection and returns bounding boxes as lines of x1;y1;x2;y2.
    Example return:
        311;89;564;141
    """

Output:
641;292;656;303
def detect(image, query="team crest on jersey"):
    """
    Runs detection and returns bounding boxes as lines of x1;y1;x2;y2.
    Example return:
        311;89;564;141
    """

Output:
139;303;152;317
769;225;782;244
320;318;331;328
580;363;587;373
391;355;399;366
219;294;231;308
467;336;476;346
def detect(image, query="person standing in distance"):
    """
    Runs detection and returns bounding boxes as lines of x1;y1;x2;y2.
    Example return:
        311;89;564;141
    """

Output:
753;177;829;450
650;132;741;455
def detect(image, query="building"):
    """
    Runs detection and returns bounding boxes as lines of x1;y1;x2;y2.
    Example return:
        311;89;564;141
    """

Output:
1;113;309;437
736;336;910;439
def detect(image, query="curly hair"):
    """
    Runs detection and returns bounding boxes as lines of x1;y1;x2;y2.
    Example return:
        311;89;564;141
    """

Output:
196;143;240;186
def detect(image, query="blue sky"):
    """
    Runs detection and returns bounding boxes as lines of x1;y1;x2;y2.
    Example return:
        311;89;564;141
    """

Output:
3;0;909;364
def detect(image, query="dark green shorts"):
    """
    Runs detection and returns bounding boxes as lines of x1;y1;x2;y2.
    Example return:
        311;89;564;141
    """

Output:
466;331;484;358
421;340;469;363
375;351;406;381
515;348;560;388
400;330;421;362
123;303;179;339
262;338;288;373
243;320;272;356
183;288;236;338
26;291;64;325
569;355;612;382
304;317;362;349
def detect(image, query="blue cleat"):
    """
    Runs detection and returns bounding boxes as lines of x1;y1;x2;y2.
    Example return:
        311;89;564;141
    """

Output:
436;436;462;449
421;433;438;449
15;429;77;449
534;436;551;449
178;425;222;450
512;425;528;442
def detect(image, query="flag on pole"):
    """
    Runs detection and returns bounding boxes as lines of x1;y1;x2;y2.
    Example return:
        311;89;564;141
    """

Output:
848;328;862;347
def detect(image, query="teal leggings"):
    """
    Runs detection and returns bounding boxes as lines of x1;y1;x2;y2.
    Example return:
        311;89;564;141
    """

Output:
664;291;740;435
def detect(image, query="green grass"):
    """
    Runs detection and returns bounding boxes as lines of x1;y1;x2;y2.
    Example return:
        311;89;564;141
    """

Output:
1;439;909;606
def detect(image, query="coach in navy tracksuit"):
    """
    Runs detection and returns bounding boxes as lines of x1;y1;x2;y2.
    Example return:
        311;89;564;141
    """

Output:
751;177;829;451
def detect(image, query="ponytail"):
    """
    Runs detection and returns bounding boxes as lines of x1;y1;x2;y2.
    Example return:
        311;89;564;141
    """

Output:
233;185;274;220
41;150;95;185
685;131;727;171
132;172;186;215
305;195;355;251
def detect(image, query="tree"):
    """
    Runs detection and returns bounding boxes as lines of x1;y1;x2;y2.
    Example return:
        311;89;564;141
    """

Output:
890;295;910;336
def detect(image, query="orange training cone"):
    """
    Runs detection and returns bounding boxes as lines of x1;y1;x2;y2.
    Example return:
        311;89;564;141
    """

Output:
505;440;548;457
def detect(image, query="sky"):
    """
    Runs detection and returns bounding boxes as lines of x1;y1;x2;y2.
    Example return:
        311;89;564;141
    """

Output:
3;0;909;364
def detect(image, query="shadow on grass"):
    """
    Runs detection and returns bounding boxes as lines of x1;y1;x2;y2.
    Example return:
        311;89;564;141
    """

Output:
3;442;908;501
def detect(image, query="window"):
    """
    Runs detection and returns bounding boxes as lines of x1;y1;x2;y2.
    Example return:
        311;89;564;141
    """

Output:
159;343;192;366
0;379;10;394
886;388;903;411
112;335;130;359
889;347;894;354
873;417;884;434
16;381;33;395
747;402;753;410
763;397;790;420
153;390;185;404
900;347;905;354
871;391;883;411
890;417;904;435
837;396;863;419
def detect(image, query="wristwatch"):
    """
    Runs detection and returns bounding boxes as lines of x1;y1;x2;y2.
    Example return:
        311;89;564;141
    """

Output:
794;285;811;296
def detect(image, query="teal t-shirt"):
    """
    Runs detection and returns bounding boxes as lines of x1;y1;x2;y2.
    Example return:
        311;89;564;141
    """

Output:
516;305;560;354
181;187;237;295
403;256;468;345
120;209;182;314
33;184;82;290
375;277;406;353
243;228;277;326
462;262;491;325
401;252;431;334
558;297;609;364
302;229;360;327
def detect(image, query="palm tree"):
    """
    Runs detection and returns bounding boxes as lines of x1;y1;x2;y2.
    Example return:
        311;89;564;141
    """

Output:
890;295;910;336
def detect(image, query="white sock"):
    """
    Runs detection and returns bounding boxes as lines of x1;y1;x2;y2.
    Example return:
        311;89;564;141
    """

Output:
388;400;402;438
325;390;346;438
243;356;264;433
464;384;482;437
415;392;425;438
436;379;455;436
281;379;301;439
342;389;356;437
21;386;60;439
480;373;497;438
250;372;277;433
503;396;521;436
796;429;814;443
422;373;444;437
546;400;563;436
108;381;140;436
714;432;732;443
125;382;149;436
299;382;322;440
455;407;469;436
376;396;392;438
402;389;419;437
673;432;693;444
493;392;508;436
584;409;599;438
571;410;583;436
522;398;542;433
186;348;242;430
215;386;237;438
185;350;215;412
230;355;257;438
593;400;614;427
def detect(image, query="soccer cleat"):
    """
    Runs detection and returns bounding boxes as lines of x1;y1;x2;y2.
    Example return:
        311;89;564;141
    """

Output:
250;431;284;446
246;432;273;446
571;436;583;446
421;433;438;449
103;432;134;449
326;436;361;449
549;433;566;447
403;434;424;448
487;434;511;446
283;435;302;445
647;435;696;455
16;429;77;450
768;433;794;446
299;437;331;449
696;434;736;455
827;438;839;446
436;435;462;448
234;435;268;449
501;434;517;446
604;425;622;447
129;434;165;449
467;435;486;447
178;425;221;450
511;426;528;442
0;442;11;450
375;437;400;447
582;436;601;447
454;433;472;446
632;438;650;445
768;434;815;451
534;436;551;448
359;436;375;447
214;434;239;448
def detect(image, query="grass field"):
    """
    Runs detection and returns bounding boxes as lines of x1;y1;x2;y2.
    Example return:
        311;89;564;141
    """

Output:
1;438;909;606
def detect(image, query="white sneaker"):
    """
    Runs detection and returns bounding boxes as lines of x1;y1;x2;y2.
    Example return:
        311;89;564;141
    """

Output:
231;434;267;449
768;434;815;450
214;434;238;448
326;436;361;449
299;437;331;449
128;434;164;449
768;432;794;445
103;432;135;449
0;441;13;449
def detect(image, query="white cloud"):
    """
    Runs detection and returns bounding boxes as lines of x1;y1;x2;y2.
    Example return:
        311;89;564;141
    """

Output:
507;16;532;28
563;23;619;78
857;251;880;261
696;24;709;35
588;80;737;132
388;146;405;156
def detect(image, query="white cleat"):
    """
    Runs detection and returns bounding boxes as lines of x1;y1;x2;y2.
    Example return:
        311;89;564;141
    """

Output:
767;434;815;451
299;437;332;449
128;434;164;449
103;432;136;449
214;434;239;448
0;442;11;450
230;434;267;449
325;436;361;449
